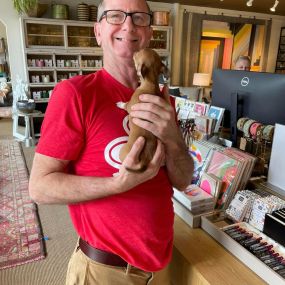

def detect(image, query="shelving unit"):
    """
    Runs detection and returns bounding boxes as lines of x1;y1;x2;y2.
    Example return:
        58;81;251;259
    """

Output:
20;17;172;134
149;26;172;68
21;17;104;119
275;27;285;74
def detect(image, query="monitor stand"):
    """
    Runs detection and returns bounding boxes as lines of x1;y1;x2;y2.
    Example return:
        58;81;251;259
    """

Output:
230;92;238;147
230;92;246;147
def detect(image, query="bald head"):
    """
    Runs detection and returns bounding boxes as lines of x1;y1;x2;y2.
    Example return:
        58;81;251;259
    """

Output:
235;56;251;71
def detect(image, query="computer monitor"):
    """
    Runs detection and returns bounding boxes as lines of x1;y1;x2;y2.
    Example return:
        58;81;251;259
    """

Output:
211;69;285;146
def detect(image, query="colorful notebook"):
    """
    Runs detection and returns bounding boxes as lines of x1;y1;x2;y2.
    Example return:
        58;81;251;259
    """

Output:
204;150;241;210
199;172;224;197
173;185;214;211
189;141;213;184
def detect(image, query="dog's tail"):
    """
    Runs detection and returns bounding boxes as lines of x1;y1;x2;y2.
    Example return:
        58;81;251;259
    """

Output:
125;138;157;173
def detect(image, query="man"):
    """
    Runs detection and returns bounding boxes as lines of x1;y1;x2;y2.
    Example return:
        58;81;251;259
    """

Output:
234;55;251;71
29;0;193;284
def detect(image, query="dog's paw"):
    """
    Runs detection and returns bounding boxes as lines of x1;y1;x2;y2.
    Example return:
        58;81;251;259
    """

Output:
116;101;127;110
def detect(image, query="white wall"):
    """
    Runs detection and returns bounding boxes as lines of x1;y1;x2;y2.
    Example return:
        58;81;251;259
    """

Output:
0;0;25;89
0;21;6;38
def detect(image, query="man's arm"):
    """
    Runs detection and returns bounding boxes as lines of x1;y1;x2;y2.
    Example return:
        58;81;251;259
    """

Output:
29;137;165;204
130;93;194;190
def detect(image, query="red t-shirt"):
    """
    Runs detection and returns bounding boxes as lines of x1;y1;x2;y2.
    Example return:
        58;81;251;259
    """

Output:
36;69;174;272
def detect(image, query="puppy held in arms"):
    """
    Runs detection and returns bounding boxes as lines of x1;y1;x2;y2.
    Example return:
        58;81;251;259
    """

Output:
117;48;170;172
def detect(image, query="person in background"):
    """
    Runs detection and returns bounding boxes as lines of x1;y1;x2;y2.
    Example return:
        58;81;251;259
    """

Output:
234;55;251;71
28;0;194;284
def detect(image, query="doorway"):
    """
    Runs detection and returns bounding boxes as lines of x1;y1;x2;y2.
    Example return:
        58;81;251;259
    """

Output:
0;20;13;122
199;20;265;76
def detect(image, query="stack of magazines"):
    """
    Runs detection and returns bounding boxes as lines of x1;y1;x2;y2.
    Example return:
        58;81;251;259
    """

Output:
173;185;215;214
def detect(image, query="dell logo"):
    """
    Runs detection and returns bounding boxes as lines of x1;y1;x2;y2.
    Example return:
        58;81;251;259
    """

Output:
241;77;249;86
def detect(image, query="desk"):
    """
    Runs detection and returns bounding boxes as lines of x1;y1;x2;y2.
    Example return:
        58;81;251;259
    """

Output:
13;111;44;147
170;215;266;284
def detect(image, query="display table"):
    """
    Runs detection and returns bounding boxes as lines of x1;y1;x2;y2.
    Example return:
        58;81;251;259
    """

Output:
170;215;266;284
13;111;44;147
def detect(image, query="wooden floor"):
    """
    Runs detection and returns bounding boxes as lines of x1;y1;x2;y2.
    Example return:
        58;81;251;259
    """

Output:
0;118;77;285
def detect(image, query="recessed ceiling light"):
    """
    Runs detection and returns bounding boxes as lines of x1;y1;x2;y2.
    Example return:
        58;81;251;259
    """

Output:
246;0;254;7
270;0;279;12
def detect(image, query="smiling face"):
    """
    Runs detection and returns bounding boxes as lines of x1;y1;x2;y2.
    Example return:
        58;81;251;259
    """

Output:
94;0;153;63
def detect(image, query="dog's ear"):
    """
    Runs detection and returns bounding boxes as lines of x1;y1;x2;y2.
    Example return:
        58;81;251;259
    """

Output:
140;63;148;78
160;63;170;80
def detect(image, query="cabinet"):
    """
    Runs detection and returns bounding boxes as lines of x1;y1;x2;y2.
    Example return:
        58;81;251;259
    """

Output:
21;18;172;128
275;27;285;74
22;17;103;111
149;26;172;69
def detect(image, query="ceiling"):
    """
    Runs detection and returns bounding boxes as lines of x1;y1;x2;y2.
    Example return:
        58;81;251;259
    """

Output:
150;0;285;17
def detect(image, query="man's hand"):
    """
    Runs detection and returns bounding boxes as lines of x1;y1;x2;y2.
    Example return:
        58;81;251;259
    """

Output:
114;137;165;192
129;91;181;151
129;89;194;190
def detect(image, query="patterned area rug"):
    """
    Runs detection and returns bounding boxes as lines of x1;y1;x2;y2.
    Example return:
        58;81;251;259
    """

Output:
0;107;12;118
0;139;45;270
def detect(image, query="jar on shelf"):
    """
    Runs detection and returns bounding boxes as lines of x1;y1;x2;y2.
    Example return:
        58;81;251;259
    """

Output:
89;5;97;21
153;11;169;26
77;3;89;21
52;4;69;20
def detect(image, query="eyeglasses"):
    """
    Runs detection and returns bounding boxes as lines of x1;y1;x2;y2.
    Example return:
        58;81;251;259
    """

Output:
99;10;152;27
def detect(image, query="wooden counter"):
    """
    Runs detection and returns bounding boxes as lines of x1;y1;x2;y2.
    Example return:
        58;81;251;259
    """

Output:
170;215;266;285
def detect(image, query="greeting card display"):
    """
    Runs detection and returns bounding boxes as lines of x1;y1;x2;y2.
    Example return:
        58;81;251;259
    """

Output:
189;141;213;185
193;102;210;117
189;140;225;185
195;115;216;135
174;97;195;120
207;106;225;133
204;151;241;210
199;172;223;198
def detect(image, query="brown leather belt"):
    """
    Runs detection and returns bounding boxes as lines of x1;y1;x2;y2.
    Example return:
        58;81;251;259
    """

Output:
79;238;128;267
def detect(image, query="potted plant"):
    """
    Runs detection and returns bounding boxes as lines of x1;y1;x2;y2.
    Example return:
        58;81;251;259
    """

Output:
12;0;48;17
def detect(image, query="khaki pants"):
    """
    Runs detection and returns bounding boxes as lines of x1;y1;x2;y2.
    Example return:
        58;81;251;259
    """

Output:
66;244;171;285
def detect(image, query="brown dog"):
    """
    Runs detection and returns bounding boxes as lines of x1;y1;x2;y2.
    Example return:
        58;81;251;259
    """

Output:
117;48;170;172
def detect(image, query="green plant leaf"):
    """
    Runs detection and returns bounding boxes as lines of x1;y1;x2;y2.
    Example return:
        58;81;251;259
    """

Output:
13;0;38;14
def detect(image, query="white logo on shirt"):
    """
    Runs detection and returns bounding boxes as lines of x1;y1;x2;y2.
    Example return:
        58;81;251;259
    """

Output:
104;115;129;169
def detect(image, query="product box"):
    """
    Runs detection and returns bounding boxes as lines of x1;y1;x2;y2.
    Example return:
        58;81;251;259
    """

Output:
173;198;209;228
200;180;285;284
173;185;216;228
201;212;285;284
196;126;285;283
